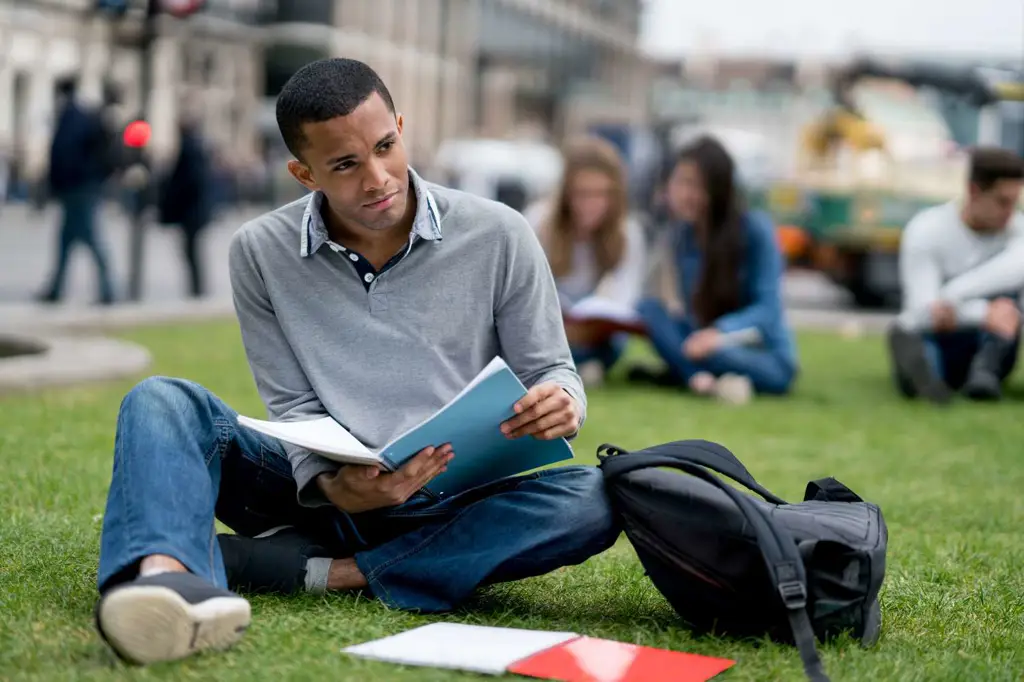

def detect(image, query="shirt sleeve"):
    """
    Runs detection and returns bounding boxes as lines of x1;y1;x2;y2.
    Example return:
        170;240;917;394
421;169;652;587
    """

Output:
228;228;338;507
494;206;587;435
896;212;949;330
939;215;1024;314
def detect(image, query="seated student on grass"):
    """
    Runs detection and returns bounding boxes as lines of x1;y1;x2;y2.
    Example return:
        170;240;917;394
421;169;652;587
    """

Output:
91;58;619;667
888;146;1024;403
628;136;798;400
524;136;646;388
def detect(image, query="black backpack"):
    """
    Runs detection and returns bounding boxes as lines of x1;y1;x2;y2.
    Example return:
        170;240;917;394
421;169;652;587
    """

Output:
598;439;888;682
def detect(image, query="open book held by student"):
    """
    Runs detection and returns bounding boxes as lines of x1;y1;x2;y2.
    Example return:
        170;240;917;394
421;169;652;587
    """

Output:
561;295;647;336
237;357;575;498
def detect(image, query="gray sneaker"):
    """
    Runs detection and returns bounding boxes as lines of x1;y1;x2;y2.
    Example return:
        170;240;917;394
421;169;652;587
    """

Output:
96;571;250;665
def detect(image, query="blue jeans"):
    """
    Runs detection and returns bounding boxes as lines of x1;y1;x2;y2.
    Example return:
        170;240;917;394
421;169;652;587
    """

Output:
636;298;795;395
571;333;628;369
97;377;620;612
895;330;1020;396
44;187;114;302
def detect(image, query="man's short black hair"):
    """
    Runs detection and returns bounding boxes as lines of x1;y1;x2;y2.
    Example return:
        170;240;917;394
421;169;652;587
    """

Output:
275;58;396;160
969;146;1024;191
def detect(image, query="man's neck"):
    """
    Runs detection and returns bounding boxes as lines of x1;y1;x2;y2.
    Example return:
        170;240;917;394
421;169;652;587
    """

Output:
960;204;981;233
322;186;417;262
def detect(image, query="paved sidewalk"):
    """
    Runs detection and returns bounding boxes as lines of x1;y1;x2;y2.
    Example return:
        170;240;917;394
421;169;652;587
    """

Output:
0;202;263;305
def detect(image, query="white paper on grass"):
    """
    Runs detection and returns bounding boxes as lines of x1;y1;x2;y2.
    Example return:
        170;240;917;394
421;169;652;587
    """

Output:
341;622;580;675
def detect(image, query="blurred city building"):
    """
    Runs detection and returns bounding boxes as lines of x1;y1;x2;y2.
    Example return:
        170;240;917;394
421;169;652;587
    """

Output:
258;0;653;166
0;0;265;189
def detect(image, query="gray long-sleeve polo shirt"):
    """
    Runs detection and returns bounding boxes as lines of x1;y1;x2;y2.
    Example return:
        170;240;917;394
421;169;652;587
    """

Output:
228;168;585;507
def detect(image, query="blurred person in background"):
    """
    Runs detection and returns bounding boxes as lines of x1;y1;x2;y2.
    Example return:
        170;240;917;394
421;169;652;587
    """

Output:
628;136;798;403
158;107;214;298
888;147;1024;404
38;74;116;305
0;144;10;210
525;136;647;387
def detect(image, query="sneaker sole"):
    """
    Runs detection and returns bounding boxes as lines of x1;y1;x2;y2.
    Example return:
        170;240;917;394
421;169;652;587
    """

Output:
889;329;952;404
98;585;250;665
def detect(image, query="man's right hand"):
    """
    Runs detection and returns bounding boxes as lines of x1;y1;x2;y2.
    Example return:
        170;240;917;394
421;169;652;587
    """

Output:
930;301;957;332
316;444;453;514
985;298;1021;339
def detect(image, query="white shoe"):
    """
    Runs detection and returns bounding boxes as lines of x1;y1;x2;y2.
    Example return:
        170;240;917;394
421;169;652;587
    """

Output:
713;373;753;406
96;571;250;665
578;360;606;388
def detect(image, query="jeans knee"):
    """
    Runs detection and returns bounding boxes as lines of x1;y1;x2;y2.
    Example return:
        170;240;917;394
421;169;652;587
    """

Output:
118;376;219;432
545;466;620;547
636;297;664;319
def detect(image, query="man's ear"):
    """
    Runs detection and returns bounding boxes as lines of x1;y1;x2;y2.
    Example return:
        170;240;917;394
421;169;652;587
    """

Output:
287;159;320;193
396;113;404;136
967;182;983;202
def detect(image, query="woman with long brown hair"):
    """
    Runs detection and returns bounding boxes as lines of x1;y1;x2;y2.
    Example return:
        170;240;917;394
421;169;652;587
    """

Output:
629;136;798;401
526;136;646;387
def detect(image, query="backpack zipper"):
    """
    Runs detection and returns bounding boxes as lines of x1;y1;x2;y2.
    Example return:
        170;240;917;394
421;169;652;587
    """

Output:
628;521;735;591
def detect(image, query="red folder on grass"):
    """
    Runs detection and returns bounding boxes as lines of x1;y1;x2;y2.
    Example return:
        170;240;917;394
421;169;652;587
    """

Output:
508;635;735;682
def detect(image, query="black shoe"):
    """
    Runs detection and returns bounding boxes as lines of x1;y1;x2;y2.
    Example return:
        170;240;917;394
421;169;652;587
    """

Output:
219;527;329;595
95;571;250;665
962;369;1002;401
888;327;952;404
626;364;680;387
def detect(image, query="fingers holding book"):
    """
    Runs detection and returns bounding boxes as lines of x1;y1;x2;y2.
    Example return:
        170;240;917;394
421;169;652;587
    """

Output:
501;382;581;441
317;444;454;513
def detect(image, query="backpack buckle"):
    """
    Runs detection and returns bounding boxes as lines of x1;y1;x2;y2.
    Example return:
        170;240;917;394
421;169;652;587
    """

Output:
778;580;808;610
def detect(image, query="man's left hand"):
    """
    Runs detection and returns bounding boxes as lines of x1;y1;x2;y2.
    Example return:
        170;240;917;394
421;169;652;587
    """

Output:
501;382;580;440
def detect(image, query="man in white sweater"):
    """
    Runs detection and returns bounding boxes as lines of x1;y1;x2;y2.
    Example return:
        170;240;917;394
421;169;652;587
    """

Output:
889;147;1024;403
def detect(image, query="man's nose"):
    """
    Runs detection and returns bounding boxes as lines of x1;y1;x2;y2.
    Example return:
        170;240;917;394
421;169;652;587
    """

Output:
364;158;389;191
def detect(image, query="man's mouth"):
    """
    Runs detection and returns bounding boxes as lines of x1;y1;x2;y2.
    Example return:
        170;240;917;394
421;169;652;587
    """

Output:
364;193;398;211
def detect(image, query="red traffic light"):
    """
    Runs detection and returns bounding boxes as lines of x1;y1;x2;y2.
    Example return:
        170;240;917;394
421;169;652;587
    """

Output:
123;120;152;148
161;0;205;18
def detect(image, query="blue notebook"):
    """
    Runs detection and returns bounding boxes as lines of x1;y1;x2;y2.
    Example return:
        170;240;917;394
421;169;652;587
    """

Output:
237;357;575;498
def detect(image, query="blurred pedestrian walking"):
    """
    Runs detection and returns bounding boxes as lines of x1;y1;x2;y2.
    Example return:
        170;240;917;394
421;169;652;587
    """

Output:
157;109;214;298
38;74;116;305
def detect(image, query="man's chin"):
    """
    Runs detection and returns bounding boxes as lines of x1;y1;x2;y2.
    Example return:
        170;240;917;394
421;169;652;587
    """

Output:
361;203;406;232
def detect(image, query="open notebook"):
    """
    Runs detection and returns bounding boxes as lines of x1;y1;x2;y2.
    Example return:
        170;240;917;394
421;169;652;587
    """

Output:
562;296;647;336
237;357;574;497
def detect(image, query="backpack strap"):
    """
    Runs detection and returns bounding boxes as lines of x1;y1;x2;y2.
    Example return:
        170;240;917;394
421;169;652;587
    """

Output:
601;449;830;682
599;440;788;505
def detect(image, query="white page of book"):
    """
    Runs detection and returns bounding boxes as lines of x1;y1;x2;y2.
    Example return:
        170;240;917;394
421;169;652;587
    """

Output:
235;415;379;465
569;296;641;324
341;622;580;675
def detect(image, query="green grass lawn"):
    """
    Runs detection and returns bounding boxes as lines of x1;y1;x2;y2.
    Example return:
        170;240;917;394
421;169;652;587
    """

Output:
1;321;1022;681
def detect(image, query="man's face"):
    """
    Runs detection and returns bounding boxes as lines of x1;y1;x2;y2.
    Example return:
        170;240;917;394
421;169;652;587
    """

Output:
288;93;410;232
967;179;1022;233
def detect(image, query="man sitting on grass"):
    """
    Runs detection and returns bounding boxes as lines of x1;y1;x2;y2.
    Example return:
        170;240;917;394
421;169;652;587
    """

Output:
92;58;619;666
888;146;1024;403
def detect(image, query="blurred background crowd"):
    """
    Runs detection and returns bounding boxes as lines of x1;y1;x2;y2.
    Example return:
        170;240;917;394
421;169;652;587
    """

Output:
0;0;1021;310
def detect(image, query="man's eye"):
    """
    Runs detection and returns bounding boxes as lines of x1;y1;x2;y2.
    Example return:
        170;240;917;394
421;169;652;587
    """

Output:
335;162;355;172
378;141;394;152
